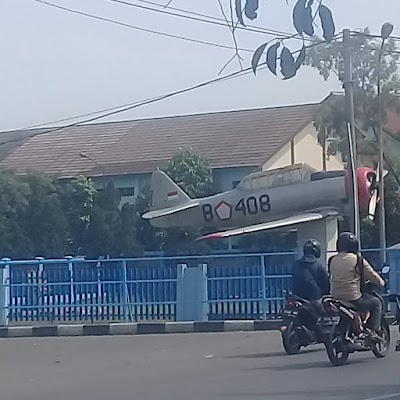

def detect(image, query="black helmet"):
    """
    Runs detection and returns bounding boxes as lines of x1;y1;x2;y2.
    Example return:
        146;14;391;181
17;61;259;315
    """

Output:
303;239;321;258
336;232;359;254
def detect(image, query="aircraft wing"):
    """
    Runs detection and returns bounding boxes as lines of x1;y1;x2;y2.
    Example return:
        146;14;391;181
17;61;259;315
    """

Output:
142;202;200;220
198;210;339;240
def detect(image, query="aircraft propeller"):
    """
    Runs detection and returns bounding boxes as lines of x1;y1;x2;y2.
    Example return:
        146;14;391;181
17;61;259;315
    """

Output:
367;164;380;221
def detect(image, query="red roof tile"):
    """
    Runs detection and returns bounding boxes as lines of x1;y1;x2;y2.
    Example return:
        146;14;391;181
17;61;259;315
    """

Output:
1;103;319;178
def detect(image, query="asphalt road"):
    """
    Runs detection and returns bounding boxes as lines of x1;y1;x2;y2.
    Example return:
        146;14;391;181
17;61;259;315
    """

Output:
0;330;399;400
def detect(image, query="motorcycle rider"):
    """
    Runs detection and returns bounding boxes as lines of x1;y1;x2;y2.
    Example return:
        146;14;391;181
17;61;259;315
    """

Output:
292;239;330;301
329;232;385;337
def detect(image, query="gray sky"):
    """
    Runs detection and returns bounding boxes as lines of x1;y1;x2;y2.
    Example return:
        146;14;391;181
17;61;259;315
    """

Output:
1;0;399;131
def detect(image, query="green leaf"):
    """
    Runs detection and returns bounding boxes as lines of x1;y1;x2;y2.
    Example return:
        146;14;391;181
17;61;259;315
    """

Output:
280;47;297;80
292;0;314;37
244;0;259;20
319;5;335;43
252;42;268;74
266;42;280;75
235;0;245;26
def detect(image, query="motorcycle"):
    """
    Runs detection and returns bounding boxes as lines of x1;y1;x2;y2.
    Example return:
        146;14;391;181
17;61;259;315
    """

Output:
280;294;325;355
388;293;400;351
317;266;391;366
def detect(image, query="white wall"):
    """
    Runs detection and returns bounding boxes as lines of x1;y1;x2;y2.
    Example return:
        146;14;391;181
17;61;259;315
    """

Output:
262;123;343;171
262;142;292;171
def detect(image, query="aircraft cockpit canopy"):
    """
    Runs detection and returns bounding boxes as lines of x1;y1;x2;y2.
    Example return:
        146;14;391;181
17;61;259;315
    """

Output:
237;163;316;190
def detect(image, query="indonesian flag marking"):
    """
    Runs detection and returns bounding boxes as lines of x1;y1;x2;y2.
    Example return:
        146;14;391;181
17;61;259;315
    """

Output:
167;191;179;200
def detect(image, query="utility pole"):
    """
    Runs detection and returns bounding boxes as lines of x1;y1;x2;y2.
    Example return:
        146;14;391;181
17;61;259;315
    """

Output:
342;29;361;240
376;23;393;264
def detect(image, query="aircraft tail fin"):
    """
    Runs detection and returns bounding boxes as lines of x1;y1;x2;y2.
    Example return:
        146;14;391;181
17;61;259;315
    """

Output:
150;170;191;210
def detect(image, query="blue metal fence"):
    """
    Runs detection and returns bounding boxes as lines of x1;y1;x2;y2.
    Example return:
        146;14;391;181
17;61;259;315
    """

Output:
0;249;398;325
5;257;177;323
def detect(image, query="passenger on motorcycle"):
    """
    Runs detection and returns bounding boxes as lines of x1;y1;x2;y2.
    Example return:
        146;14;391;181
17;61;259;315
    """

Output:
329;232;385;337
292;239;330;301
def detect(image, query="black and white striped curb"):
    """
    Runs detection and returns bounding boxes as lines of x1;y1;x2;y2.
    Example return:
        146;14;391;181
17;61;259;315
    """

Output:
0;320;282;338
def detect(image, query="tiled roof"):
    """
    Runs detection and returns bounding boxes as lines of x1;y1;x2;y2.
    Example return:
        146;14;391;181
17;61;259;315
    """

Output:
1;103;320;178
0;129;38;163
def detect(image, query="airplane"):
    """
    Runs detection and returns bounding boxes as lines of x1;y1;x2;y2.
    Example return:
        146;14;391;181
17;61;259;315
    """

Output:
142;163;381;241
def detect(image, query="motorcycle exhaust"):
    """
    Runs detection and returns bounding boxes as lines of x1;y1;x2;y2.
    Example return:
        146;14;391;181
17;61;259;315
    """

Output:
347;342;368;352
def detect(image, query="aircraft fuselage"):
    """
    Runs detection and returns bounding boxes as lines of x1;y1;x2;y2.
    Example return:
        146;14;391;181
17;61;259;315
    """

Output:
150;175;348;230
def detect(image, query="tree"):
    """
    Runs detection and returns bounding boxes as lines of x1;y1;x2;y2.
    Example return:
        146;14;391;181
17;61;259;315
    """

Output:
0;170;148;260
306;29;400;246
0;171;72;259
0;170;31;259
58;176;96;255
21;173;68;259
134;184;163;252
118;203;143;257
80;182;122;259
306;29;400;161
165;148;213;198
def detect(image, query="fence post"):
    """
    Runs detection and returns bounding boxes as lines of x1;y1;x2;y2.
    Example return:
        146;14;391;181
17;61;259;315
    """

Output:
121;260;130;322
176;263;208;322
260;255;267;321
65;256;75;319
35;257;45;321
0;258;10;326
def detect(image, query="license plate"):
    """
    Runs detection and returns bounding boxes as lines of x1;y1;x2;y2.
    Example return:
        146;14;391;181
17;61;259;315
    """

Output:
317;316;340;326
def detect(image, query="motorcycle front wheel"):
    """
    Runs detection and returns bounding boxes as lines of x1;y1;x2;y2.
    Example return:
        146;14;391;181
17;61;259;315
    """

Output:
282;321;301;355
371;318;391;358
323;328;349;366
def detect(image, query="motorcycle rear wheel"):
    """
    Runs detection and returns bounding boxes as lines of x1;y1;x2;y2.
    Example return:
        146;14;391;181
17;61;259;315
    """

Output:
371;318;391;358
282;322;301;355
323;329;349;366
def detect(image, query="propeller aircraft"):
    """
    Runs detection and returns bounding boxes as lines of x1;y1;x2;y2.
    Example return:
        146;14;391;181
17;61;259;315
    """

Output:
142;163;383;240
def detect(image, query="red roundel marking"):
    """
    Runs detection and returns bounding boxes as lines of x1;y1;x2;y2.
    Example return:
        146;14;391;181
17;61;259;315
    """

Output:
214;201;233;220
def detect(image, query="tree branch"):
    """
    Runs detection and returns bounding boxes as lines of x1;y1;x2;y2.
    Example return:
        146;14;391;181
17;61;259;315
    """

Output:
216;0;243;71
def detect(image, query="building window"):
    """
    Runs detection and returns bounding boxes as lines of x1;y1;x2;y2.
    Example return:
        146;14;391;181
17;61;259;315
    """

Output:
232;181;240;189
119;187;135;197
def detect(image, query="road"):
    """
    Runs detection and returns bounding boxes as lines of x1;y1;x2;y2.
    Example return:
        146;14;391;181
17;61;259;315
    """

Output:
0;330;399;400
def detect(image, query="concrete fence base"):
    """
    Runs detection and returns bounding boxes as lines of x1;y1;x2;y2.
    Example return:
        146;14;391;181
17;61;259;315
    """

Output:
0;320;282;338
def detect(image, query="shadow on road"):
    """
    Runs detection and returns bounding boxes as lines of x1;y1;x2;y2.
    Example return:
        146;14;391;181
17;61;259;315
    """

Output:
227;348;323;360
248;357;369;372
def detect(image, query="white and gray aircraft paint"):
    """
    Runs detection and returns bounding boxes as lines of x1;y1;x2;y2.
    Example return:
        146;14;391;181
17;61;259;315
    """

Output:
142;163;380;240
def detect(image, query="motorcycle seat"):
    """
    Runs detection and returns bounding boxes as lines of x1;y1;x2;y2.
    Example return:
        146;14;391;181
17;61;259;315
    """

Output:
322;296;358;311
338;300;358;311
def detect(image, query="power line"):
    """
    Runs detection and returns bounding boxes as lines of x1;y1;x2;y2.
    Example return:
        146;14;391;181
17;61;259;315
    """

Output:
21;94;168;130
9;36;336;141
19;69;258;132
5;67;254;147
31;0;253;53
107;0;301;40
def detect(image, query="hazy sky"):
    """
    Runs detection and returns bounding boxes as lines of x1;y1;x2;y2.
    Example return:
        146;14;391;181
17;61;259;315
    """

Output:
1;0;400;131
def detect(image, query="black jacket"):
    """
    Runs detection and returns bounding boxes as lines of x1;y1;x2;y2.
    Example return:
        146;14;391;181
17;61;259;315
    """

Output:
292;255;330;301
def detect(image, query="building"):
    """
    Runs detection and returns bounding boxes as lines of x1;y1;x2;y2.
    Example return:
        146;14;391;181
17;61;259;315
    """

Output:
0;97;344;204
